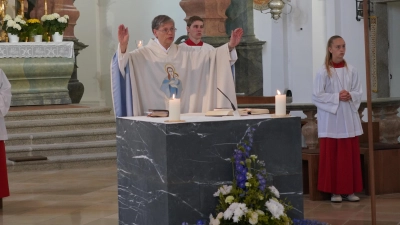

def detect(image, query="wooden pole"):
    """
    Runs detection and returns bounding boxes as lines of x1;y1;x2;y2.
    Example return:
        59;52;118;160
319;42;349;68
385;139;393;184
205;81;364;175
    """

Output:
362;1;376;224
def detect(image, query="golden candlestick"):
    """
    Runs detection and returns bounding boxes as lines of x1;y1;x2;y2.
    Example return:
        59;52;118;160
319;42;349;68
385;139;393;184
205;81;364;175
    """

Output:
18;0;24;17
0;0;8;42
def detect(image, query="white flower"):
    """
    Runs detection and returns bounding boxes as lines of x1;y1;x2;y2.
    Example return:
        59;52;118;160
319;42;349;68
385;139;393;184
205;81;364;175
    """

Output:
3;14;12;21
47;14;55;20
225;196;234;204
19;20;26;25
16;15;23;19
57;17;67;23
41;15;47;21
13;23;21;31
250;155;258;160
246;172;253;179
63;14;69;19
248;211;259;225
245;182;251;187
14;17;22;23
7;19;15;28
209;213;223;225
53;13;60;18
268;186;280;198
223;203;248;222
265;198;284;219
213;185;232;197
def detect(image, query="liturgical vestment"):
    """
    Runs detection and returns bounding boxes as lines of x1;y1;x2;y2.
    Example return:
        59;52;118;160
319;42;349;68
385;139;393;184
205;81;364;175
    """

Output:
0;69;11;199
111;39;237;117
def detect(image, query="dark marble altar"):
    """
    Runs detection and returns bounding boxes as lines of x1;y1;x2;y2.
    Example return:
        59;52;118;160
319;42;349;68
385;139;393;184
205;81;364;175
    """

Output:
117;114;303;224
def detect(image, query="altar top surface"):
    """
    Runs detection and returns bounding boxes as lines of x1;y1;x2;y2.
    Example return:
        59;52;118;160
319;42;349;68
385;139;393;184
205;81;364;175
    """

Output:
119;113;292;124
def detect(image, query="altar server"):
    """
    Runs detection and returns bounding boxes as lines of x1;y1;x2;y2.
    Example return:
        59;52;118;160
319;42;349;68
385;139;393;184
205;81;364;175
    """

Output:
312;35;363;203
0;69;11;203
111;15;242;117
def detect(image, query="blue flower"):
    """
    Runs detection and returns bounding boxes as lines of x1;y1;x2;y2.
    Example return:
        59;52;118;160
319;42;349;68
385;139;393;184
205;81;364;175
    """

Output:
196;219;206;225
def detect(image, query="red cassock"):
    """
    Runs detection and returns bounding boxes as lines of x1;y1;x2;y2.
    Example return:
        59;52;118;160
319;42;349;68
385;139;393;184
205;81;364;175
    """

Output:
0;141;9;198
317;137;363;194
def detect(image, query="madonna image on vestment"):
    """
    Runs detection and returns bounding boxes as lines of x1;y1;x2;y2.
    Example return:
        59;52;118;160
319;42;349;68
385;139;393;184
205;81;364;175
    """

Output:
160;64;183;98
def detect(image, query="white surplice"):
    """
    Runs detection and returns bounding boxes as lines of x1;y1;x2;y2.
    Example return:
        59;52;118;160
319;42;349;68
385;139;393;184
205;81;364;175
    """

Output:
117;39;237;116
178;42;238;66
312;64;363;138
0;69;11;140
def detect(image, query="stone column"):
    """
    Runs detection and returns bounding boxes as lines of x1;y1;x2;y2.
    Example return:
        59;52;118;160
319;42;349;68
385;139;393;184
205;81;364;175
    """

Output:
370;2;390;98
225;0;265;96
30;0;87;103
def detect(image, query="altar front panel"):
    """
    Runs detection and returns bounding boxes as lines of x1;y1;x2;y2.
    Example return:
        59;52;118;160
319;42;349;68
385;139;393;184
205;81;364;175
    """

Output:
117;115;304;224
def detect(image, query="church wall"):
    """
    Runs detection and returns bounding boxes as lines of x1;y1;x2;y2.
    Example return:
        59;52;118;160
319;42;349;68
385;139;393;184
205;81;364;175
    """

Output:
253;0;367;103
388;2;400;97
74;0;103;105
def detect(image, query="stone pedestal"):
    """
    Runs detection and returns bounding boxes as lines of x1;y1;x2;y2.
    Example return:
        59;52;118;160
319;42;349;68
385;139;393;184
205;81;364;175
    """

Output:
117;114;303;225
1;57;73;106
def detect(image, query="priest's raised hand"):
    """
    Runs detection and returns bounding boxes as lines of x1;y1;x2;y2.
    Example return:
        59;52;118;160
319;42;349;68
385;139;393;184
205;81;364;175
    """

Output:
118;24;129;53
228;28;244;51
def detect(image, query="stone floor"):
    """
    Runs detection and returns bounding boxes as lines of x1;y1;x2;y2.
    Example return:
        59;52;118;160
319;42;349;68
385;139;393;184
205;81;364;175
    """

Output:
1;165;400;225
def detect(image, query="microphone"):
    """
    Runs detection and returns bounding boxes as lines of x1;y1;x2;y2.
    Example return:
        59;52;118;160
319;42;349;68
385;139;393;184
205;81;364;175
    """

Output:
217;88;236;111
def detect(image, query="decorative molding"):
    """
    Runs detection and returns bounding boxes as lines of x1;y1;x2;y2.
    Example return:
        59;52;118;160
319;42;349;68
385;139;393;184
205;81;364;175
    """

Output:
370;16;378;93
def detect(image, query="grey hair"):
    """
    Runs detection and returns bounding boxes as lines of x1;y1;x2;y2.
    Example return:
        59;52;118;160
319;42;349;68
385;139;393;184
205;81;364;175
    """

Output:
151;15;174;30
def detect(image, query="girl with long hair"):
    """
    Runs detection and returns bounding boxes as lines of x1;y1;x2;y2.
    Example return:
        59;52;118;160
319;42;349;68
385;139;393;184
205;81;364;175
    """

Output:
312;35;363;203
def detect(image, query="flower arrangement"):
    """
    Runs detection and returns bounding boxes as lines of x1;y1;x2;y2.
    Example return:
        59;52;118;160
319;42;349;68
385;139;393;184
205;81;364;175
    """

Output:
41;13;69;35
2;14;26;35
26;18;44;36
183;127;293;225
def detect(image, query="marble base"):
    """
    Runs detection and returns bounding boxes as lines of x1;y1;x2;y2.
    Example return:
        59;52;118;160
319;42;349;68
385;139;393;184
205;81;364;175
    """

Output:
0;57;74;106
117;114;303;224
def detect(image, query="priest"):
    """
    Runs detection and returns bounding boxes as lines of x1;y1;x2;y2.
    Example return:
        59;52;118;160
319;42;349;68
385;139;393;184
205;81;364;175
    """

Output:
111;15;243;117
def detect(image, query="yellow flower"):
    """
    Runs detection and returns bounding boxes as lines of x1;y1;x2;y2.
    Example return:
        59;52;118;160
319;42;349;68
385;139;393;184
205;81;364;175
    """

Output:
27;19;40;24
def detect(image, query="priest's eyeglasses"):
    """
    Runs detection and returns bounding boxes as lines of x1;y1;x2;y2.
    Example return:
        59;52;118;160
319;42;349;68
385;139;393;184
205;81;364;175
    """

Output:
157;28;177;33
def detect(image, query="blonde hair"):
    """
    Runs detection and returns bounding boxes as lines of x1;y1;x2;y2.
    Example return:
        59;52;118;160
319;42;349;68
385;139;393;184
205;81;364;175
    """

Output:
324;35;348;77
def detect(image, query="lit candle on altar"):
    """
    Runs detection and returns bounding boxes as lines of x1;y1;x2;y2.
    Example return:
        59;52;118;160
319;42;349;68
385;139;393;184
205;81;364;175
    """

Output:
169;94;180;121
275;90;286;116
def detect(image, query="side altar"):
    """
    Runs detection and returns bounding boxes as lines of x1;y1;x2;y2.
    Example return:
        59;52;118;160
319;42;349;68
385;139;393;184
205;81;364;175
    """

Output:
0;41;74;106
117;114;304;224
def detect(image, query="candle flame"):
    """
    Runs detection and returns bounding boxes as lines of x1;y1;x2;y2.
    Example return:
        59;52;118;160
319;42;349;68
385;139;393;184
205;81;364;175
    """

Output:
172;94;175;99
277;90;281;95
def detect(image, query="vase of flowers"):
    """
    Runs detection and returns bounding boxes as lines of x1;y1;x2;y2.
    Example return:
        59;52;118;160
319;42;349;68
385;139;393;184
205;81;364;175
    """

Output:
183;127;293;225
27;18;44;42
2;15;26;43
41;13;69;42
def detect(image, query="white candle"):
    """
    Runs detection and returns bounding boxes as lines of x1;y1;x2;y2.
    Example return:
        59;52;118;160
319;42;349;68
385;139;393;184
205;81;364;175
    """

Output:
169;94;180;121
44;0;47;14
275;90;286;116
